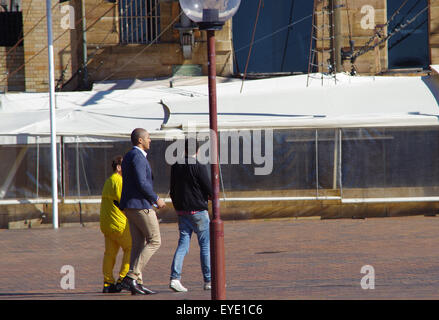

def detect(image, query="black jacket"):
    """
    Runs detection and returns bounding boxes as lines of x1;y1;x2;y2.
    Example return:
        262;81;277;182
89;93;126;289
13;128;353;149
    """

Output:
170;157;212;211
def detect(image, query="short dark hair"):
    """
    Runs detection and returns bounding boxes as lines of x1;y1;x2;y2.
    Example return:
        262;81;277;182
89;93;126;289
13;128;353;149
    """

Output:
131;128;148;146
112;155;123;172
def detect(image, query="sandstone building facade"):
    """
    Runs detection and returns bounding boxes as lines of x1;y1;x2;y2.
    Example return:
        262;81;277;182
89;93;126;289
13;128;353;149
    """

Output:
0;0;438;92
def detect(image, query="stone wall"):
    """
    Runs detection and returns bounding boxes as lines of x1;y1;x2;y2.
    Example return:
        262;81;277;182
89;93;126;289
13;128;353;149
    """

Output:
17;0;233;92
431;0;439;64
10;0;439;92
315;0;388;74
313;0;438;73
0;46;25;91
20;0;79;92
85;0;233;82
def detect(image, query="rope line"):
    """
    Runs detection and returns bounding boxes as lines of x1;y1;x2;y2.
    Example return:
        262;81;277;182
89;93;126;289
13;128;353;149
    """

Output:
235;14;313;54
351;4;429;63
240;0;263;94
350;0;412;62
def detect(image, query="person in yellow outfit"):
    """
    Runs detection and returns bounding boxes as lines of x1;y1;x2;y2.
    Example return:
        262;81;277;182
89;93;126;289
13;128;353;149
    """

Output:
100;155;131;293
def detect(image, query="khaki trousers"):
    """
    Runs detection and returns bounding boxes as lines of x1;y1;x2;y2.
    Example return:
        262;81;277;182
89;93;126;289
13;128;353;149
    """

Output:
124;208;161;284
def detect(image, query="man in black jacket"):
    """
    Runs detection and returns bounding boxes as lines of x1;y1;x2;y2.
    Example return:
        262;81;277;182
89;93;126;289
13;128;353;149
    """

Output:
169;138;212;292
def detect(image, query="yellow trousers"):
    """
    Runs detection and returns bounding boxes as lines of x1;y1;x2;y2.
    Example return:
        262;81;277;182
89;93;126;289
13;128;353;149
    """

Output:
102;226;131;284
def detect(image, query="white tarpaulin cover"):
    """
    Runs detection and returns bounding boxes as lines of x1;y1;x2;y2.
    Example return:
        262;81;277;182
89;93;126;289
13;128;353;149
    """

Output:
0;73;438;144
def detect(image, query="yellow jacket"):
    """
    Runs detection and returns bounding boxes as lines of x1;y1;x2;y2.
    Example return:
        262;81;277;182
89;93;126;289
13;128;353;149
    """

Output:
100;173;127;234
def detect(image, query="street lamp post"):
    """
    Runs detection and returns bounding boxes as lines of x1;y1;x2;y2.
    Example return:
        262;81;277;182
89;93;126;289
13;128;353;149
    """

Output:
178;0;241;300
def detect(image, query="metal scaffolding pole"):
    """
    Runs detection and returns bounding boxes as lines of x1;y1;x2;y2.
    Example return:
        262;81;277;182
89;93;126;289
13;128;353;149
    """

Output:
333;0;343;72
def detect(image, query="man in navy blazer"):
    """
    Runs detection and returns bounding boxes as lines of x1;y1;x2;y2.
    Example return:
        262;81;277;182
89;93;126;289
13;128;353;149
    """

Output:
120;128;166;295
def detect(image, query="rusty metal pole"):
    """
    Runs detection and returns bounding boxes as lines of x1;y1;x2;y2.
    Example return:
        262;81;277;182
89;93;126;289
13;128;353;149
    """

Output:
206;29;226;300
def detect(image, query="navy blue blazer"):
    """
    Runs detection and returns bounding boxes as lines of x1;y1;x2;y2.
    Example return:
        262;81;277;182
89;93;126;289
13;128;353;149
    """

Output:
120;147;158;210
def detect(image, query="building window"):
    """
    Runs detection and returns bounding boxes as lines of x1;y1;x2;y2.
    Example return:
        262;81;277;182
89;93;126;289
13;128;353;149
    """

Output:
119;0;160;44
0;0;22;47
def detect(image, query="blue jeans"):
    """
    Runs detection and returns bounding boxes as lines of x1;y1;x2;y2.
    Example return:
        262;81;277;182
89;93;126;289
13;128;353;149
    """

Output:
170;210;211;282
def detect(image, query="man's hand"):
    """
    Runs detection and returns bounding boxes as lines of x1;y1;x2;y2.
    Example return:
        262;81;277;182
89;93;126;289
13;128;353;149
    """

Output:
156;198;166;209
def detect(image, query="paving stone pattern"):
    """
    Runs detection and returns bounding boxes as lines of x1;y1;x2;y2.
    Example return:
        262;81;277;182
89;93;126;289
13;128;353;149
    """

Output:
0;216;438;300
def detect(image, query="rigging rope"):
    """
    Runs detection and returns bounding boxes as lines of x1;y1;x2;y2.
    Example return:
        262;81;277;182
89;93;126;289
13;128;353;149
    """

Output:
240;0;263;94
350;3;428;63
280;0;296;72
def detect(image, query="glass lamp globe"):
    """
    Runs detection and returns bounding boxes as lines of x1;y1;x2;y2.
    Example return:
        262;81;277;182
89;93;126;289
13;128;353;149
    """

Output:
179;0;241;30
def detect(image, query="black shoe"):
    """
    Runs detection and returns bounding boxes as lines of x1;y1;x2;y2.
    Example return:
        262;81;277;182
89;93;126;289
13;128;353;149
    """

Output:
102;283;118;293
138;284;157;295
114;282;124;293
121;276;146;295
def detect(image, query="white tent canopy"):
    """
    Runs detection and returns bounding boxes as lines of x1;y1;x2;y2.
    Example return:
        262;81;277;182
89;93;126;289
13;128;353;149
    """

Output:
0;73;438;144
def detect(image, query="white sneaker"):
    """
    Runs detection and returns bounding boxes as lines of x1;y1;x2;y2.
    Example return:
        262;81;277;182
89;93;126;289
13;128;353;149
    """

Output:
170;279;188;292
204;282;211;290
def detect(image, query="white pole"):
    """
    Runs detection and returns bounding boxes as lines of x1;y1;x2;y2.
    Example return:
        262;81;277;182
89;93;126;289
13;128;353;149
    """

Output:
46;0;59;229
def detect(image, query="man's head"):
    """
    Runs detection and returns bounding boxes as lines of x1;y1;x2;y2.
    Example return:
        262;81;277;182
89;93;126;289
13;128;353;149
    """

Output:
112;155;123;175
131;128;151;151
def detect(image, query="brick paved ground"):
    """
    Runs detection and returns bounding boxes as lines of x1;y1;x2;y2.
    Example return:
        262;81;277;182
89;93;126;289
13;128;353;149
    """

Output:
0;216;438;300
